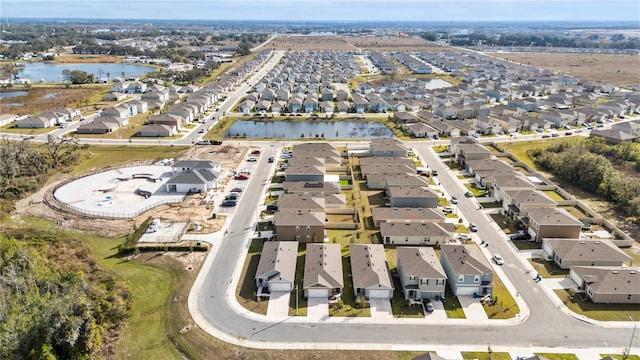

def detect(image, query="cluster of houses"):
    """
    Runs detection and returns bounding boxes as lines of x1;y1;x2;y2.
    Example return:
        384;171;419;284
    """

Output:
255;139;495;303
237;50;361;115
13;107;81;128
449;136;639;303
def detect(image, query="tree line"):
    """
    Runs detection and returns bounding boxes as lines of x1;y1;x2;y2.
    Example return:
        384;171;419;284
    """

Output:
449;32;640;50
531;138;640;218
0;230;130;359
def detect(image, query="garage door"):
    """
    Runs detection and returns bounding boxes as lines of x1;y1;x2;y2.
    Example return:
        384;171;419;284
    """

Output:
455;286;478;296
307;288;328;298
542;241;554;258
367;289;391;299
569;269;583;288
269;282;292;292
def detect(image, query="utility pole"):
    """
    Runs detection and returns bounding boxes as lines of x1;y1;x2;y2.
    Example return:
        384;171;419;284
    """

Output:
295;284;299;316
624;317;637;359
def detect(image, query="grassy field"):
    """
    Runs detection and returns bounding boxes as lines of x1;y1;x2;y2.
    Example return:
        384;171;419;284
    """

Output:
534;353;580;360
554;289;640;321
528;258;568;278
0;85;109;116
71;145;188;175
237;239;269;315
542;190;566;201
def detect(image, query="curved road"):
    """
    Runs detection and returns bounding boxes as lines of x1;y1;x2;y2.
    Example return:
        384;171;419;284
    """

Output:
190;140;638;352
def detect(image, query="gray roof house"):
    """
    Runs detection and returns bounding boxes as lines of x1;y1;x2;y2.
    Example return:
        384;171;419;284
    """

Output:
381;221;454;246
349;244;394;299
440;244;493;297
255;241;299;293
303;243;344;298
569;266;640;304
397;247;447;300
387;186;439;208
370;138;407;157
542;239;633;270
371;207;446;227
525;207;583;242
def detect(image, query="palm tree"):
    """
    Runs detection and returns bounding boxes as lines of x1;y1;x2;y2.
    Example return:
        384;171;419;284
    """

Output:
106;72;110;82
121;71;125;81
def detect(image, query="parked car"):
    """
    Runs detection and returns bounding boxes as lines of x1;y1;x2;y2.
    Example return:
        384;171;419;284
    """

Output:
279;163;288;170
492;254;504;265
266;204;278;211
457;234;471;241
565;131;572;136
234;174;249;180
268;155;275;163
552;133;560;137
464;191;474;198
469;223;478;232
431;170;438;176
198;128;206;133
247;157;258;162
209;140;223;145
231;187;243;193
441;206;454;214
510;233;532;241
450;196;458;204
541;135;550;138
251;150;261;155
220;200;237;207
225;193;239;200
425;301;434;313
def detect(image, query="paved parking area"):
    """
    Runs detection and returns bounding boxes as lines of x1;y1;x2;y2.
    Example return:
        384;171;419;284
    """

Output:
425;300;448;321
369;298;393;319
266;291;291;319
306;297;328;319
457;295;488;321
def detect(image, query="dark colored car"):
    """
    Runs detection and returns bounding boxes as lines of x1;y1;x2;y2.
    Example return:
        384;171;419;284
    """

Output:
221;200;237;207
251;150;261;155
464;191;474;198
209;140;223;145
266;204;278;211
510;233;532;241
268;155;275;163
234;174;249;180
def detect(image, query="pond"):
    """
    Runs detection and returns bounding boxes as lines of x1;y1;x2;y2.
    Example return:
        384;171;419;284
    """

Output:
424;78;455;89
17;62;155;82
226;120;394;139
0;91;29;100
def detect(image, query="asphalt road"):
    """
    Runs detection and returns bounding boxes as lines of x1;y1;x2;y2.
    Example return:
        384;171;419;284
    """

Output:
194;140;636;351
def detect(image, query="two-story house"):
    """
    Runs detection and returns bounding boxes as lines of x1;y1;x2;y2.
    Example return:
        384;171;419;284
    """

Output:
440;244;493;297
397;247;447;300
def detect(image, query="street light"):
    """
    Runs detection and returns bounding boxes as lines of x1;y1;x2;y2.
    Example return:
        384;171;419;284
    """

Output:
295;284;299;316
625;316;637;359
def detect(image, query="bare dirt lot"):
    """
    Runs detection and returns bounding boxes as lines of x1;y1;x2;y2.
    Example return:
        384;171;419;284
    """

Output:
14;143;249;239
345;36;452;52
489;52;640;87
270;36;358;51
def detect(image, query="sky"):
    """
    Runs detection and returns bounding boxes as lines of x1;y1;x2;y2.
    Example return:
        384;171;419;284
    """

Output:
1;0;640;22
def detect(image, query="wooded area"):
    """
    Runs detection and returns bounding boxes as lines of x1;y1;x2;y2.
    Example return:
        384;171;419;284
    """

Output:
531;138;640;217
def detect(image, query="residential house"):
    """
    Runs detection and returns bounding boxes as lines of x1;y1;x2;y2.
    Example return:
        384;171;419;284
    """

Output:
349;244;394;299
273;210;325;243
440;244;494;296
525;207;583;242
370;138;407;157
284;163;325;183
14;114;58;128
503;189;558;219
149;114;184;130
544;238;633;270
255;241;299;292
136;124;177;137
569;266;640;304
381;221;453;246
303;243;344;298
387;186;439;208
277;194;325;212
394;112;420;124
371;207;446;227
397;247;447;300
406;122;438;138
351;93;369;113
101;104;136;118
283;181;341;195
76;116;127;134
490;174;536;202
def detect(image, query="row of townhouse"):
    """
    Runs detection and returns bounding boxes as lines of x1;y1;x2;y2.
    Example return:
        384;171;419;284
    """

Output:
446;137;640;304
255;242;495;302
13;107;81;128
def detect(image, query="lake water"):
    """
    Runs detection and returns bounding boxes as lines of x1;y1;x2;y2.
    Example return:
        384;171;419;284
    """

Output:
0;91;29;100
424;78;455;89
17;62;155;82
226;120;393;139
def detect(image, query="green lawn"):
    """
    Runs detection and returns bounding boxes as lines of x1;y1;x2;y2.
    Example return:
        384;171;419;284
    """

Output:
386;248;424;318
600;355;640;360
71;145;188;176
330;256;371;317
554;289;640;321
542;190;566;201
483;274;520;319
461;351;512;360
443;287;466;319
528;258;569;278
432;145;448;153
534;353;579;360
82;235;185;360
464;183;488;197
289;245;308;316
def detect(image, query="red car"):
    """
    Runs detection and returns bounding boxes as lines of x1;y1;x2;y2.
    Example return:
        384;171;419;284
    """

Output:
234;174;249;180
251;150;261;155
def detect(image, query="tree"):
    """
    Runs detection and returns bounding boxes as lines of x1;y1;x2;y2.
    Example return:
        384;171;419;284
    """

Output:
61;69;90;84
43;135;80;169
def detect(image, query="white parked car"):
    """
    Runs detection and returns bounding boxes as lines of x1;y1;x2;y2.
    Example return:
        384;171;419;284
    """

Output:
457;234;471;241
492;254;504;265
247;157;258;162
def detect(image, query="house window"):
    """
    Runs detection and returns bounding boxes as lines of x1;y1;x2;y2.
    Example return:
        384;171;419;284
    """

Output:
409;276;416;281
458;275;464;283
421;279;429;286
306;235;311;241
628;295;632;300
295;225;300;232
306;225;311;231
295;235;300;241
474;275;480;283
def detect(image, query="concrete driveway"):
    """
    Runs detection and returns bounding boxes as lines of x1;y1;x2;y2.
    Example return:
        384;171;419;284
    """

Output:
425;300;448;321
306;297;328;319
457;295;488;321
266;291;291;319
369;298;393;319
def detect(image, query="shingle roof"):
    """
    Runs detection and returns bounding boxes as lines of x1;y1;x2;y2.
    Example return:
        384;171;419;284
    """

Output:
349;244;393;290
397;247;447;279
303;243;344;290
572;266;640;296
441;244;492;276
255;241;299;283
